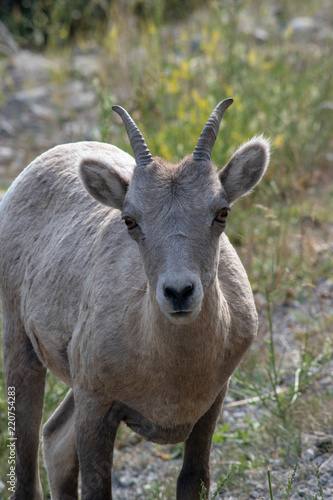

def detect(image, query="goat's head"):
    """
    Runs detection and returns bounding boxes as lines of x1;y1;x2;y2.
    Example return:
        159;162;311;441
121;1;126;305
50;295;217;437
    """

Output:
79;100;270;325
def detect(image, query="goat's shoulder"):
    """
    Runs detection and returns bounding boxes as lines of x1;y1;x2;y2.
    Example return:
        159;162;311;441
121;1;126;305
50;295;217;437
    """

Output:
0;141;135;291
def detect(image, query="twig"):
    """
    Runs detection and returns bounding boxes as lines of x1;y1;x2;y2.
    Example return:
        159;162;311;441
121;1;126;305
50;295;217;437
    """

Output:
224;387;287;408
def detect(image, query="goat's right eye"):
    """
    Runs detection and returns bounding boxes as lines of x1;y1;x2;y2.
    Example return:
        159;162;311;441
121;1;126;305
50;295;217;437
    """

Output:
124;217;137;230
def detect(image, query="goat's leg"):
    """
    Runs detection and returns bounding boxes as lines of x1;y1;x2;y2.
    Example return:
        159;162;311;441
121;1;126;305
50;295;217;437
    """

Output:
2;315;46;500
74;389;120;500
176;383;229;500
43;388;79;500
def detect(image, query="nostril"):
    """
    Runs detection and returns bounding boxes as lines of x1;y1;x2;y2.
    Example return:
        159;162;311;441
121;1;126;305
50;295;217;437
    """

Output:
180;284;194;301
164;286;178;302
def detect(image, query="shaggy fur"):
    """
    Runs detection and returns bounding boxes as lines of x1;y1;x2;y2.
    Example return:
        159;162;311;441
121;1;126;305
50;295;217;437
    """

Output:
0;134;269;499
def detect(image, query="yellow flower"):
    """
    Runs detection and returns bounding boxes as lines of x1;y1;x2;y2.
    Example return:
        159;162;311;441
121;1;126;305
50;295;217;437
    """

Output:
273;134;284;148
179;60;190;79
284;25;293;40
59;28;69;39
166;78;180;95
191;89;209;112
233;96;243;112
180;30;188;42
225;85;233;97
159;143;172;161
262;61;274;71
211;29;220;48
248;50;256;67
148;22;157;36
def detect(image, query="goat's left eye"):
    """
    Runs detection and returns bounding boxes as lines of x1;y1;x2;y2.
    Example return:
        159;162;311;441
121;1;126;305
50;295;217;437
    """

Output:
124;217;137;230
215;209;229;224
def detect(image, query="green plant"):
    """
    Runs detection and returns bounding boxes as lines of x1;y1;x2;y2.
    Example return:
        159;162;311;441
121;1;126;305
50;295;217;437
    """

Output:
199;470;232;500
268;460;327;500
280;459;299;500
313;461;325;500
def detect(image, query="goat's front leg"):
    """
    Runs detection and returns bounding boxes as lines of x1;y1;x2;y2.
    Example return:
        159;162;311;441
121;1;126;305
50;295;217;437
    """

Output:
2;317;46;500
177;383;229;500
74;388;120;500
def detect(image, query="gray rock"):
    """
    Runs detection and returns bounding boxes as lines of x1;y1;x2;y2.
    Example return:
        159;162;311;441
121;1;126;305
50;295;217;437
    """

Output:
28;103;57;121
2;98;30;121
305;448;315;462
10;50;54;83
118;473;136;487
15;86;49;103
0;119;16;137
286;16;332;40
0;146;14;162
63;81;97;111
288;17;319;33
73;54;101;77
253;28;269;42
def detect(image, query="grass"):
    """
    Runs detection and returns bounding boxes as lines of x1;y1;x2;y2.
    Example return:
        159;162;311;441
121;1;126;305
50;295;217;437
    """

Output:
1;0;333;498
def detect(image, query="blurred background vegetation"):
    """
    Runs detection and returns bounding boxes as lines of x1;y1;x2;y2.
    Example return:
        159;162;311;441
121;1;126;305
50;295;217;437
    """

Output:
0;0;332;498
1;0;206;47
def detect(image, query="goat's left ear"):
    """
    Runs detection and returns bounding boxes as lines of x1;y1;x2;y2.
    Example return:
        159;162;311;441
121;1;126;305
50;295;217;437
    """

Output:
219;136;270;204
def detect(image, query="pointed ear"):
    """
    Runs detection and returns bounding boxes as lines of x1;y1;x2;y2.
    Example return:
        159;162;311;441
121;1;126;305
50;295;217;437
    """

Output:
219;136;270;204
79;159;130;210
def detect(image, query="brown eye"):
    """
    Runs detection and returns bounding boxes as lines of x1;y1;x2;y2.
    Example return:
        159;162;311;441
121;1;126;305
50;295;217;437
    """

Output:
216;208;228;223
124;217;137;230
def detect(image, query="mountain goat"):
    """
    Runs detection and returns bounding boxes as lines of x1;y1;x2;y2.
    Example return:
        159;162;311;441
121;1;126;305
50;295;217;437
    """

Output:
0;99;269;500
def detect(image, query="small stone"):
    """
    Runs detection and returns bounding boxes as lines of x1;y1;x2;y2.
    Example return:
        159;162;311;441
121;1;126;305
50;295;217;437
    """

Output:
15;86;49;102
29;103;57;121
305;448;315;461
2;98;30;120
268;458;281;466
11;50;54;80
0;119;16;137
0;146;14;162
74;54;101;77
288;17;320;34
68;90;97;111
118;474;136;487
253;28;268;42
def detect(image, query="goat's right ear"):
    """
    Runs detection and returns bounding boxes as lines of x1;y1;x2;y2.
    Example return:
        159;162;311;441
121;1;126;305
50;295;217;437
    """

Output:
79;159;129;210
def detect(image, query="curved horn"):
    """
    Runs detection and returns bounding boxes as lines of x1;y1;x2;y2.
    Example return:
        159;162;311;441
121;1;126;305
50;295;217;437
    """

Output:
193;98;233;162
112;105;153;168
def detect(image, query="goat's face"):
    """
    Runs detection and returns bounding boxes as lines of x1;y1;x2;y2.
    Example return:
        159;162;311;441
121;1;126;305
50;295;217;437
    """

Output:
80;101;270;325
121;157;229;324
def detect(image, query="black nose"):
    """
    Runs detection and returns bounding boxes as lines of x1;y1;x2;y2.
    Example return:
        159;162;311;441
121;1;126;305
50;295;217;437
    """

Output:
164;284;194;311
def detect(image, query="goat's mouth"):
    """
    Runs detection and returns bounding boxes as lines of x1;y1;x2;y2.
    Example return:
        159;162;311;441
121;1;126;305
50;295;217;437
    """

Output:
165;309;199;325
